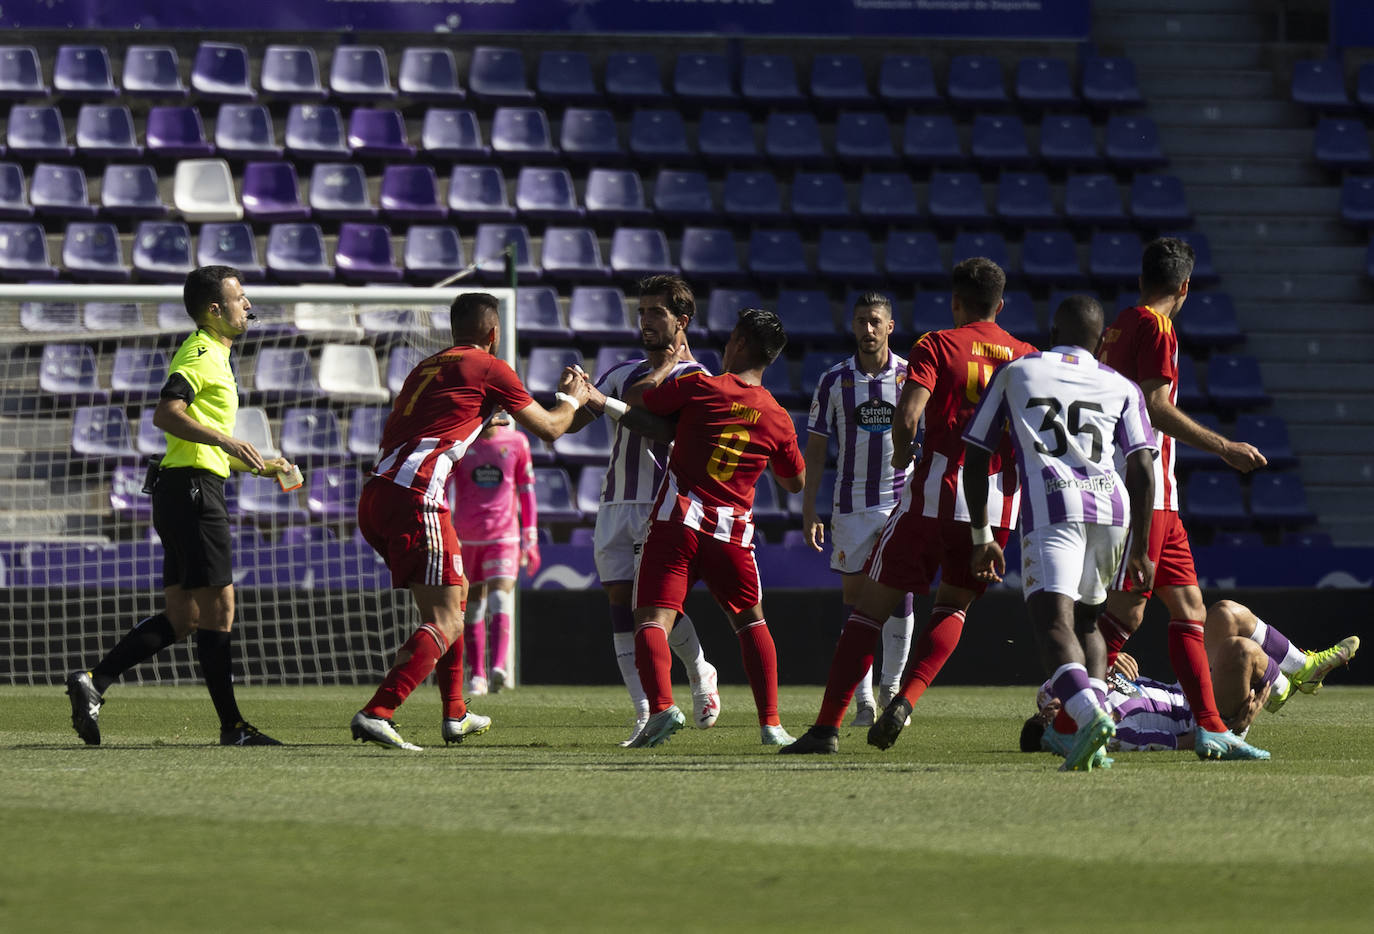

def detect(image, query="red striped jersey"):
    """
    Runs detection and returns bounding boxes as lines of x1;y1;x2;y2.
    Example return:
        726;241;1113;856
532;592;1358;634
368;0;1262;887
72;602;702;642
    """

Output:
1098;305;1179;511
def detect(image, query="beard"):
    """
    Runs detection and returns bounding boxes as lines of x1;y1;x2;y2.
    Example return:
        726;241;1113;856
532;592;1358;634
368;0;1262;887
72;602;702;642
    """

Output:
641;331;673;351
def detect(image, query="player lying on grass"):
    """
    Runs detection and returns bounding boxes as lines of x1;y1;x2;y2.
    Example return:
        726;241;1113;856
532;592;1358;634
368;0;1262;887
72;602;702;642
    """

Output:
1021;599;1359;754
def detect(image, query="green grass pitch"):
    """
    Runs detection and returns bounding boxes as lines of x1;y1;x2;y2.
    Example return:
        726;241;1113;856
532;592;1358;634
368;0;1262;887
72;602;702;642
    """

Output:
3;683;1373;933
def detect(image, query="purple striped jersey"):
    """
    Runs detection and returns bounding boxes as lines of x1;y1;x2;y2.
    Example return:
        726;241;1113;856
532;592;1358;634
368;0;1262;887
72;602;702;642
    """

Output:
806;352;909;514
1107;675;1194;751
963;347;1156;534
595;356;707;505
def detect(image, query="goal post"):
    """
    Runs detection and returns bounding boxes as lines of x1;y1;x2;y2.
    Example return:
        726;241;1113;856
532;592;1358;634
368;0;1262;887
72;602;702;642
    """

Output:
0;282;524;688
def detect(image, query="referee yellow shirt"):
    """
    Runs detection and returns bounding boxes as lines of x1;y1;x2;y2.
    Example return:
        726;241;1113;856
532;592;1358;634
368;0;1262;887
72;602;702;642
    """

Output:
160;329;237;477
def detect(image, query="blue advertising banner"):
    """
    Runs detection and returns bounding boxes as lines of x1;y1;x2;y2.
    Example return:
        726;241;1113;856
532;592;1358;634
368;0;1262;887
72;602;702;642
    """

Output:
0;0;1090;39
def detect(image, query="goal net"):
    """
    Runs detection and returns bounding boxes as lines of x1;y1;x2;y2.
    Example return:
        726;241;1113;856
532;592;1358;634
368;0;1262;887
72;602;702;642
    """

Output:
0;283;516;687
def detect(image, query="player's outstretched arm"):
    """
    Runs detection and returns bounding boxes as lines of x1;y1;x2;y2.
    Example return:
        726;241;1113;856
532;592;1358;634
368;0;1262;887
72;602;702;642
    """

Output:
511;367;590;442
1122;449;1157;593
1140;378;1267;473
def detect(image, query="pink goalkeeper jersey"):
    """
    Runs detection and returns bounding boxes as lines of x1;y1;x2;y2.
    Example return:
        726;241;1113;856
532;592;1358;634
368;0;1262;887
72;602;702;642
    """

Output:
448;426;534;545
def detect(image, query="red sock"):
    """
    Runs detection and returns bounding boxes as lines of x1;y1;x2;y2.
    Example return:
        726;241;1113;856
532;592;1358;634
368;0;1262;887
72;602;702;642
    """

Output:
1052;708;1077;735
1098;611;1132;669
1168;619;1227;733
634;625;675;713
365;624;448;719
736;620;779;726
434;637;467;720
899;606;965;706
816;612;882;728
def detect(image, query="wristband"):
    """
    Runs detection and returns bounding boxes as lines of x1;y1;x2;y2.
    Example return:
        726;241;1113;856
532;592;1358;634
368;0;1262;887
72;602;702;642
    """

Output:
603;397;628;420
553;391;581;412
970;524;993;546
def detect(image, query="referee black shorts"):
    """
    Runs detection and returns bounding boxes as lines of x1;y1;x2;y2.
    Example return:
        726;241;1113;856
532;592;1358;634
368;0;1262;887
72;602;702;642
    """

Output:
152;467;233;590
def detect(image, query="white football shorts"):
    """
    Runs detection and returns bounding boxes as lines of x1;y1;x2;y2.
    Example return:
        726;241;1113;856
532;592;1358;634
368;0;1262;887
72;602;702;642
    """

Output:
828;507;895;574
593;501;654;584
1020;521;1127;604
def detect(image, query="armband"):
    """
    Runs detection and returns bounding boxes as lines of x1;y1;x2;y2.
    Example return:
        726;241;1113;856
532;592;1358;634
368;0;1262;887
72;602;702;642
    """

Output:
553;391;581;412
603;397;628;421
970;525;994;546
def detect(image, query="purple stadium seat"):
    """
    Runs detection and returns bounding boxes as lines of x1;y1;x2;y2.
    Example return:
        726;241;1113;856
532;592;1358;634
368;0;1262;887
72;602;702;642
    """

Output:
951;230;1011;274
329;46;396;101
399;47;464;102
811;54;871;107
1176;411;1223;470
198;221;264;280
100;164;165;218
379;164;445;221
605;52;666;106
1183;471;1247;527
902;113;963;166
629;108;692;162
680;227;743;283
749;229;810;280
1082;57;1143;109
7;105;73;158
996;171;1057;226
71;405;136;457
575;468;603;515
533;467;582;524
1284;531;1331;547
698;109;759;164
0;220;57;279
241;162;308;222
266;223;334;282
1341;175;1374;226
1291;59;1351;111
858;171;919;223
1360;63;1374;112
1315;118;1373;170
568;286;633;340
84;301;141;330
0;46;48;99
1016;57;1077;109
63;221;130;282
791;171;850;222
1065;173;1127;226
122;46;185;98
971;114;1032;167
110;466;153;519
609;227;676;278
879;54;939;107
253;346;320;402
448;165;515;220
1130;173;1192;228
191;42;253;101
1206;354;1269;409
912;292;952;333
1176;348;1206;410
420;108;488;158
401;223;460;279
30;164;96;217
261;46;325;100
818;229;878;283
40;343;104;397
835;111;897;166
491;106;557;161
348;108;415;158
469;46;534;102
1021;229;1083;286
927;171;989;226
145;106;213;158
54;45;115;98
763;359;797;404
674;52;736;106
308;468;366;520
132;220;193;281
516;167;582;221
347;406;387;457
515;421;556;466
537;50;598;104
653;168;713;221
998;291;1042;342
238;474;309;523
584;168;650;223
559;107;623;162
284;104;349;160
741;54;804;107
308;163;376;219
1088;230;1142;285
706;288;763;340
1105;115;1166;169
20;301;80;332
555;413;613;466
541;227;609;280
473;223;538;281
949;55;1007;108
525;347;586;397
776;290;840;342
1040;114;1100;168
1250;473;1314;525
214;104;282;159
764;111;826;165
723;170;784;222
1177;291;1242;347
111;347;168;399
335;222;402;282
1233;414;1297;469
885;230;942;282
515;286;572;342
0;162;31;218
75;104;141;158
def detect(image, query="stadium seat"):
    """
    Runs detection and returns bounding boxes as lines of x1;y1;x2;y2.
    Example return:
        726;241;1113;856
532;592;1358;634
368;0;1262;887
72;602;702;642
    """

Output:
191;42;253;101
819;229;879;283
533;467;582;524
108;347;168;401
491;106;557;161
1021;229;1083;286
516;167;582;221
237;474;308;523
752;475;788;522
775;290;840;342
468;46;534;102
742;53;804;107
348;108;415;158
526;347;585;397
948;55;1007;108
609;227;676;278
901;113;963;166
0;220;57;279
71;405;136;458
800;353;849;392
284;104;349;160
1082;56;1143;108
241;162;308;222
1176;291;1243;346
559;107;623;162
474;223;538;281
1183;471;1247;526
62;221;129;282
1064;173;1127;226
537;50;597;105
252;348;320;403
748;229;810;280
0;46;46;99
385;347;425;396
448;164;515;221
347;406;387;457
334;223;401;283
605;52;666;106
39;343;103;398
1290;59;1352;112
54;45;116;99
541;227;609;280
592;346;640;381
763;359;798;404
173;159;241;222
723;170;784;222
951;231;1011;274
81;303;140;335
400;47;464;102
309;163;376;220
306;468;366;520
673;52;736;107
885;230;943;282
1088;230;1143;285
1040;114;1100;168
379;164;445;221
878;54;940;108
791;171;850;222
515;286;572;342
1249;473;1314;525
911;292;951;334
997;291;1042;343
329;46;396;101
214;103;282;159
122;45;184;97
628;108;692;162
811;54;871;107
20;301;80;332
835;111;897;166
266;223;333;282
585;168;650;222
927;171;989;226
1015;57;1076;109
705;289;763;340
858;171;919;223
6;105;73;158
995;171;1057;226
575;470;603;516
653;168;714;221
75;104;141;158
1314;118;1373;171
1360;63;1374;112
1206;354;1269;408
1105;115;1166;169
261;46;326;100
31;164;95;218
318;344;389;403
698;109;759;164
138;405;169;455
1340;175;1374;226
132;221;194;281
100;164;165;218
146;106;213;158
421;108;488;158
0;163;31;218
1130;173;1192;228
197;221;263;280
1283;530;1331;547
280;408;345;462
554;413;612;465
680;227;743;283
1175;412;1223;471
970;114;1032;167
1175;353;1206;409
1233;413;1297;469
764;111;827;165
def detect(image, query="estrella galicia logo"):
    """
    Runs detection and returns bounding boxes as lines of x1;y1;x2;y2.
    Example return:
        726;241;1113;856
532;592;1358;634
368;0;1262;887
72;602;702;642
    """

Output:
471;464;503;488
855;399;895;433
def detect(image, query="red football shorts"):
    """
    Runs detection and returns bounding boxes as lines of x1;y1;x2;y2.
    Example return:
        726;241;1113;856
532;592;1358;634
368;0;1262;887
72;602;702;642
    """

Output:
1112;508;1197;597
459;540;520;584
358;478;466;588
865;509;1011;596
634;519;762;615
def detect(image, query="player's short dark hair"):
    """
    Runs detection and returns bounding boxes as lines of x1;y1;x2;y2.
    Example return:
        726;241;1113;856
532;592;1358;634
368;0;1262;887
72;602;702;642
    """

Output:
734;307;788;367
450;291;501;343
1019;716;1047;753
638;274;695;323
853;291;894;318
1140;236;1195;295
1052;294;1105;348
182;265;241;323
951;257;1006;318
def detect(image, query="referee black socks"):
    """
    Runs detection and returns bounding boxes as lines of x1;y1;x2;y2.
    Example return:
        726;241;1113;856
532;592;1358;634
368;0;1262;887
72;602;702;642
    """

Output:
91;613;177;693
194;629;244;731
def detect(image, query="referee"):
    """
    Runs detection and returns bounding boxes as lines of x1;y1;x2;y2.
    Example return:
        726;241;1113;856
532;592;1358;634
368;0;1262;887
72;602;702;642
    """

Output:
65;266;293;746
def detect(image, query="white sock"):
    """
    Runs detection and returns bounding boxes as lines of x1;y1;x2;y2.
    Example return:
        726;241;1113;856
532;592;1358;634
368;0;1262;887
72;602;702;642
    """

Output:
880;613;915;690
667;614;708;685
1272;671;1291;698
854;664;876;707
1063;688;1105;729
612;631;649;717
